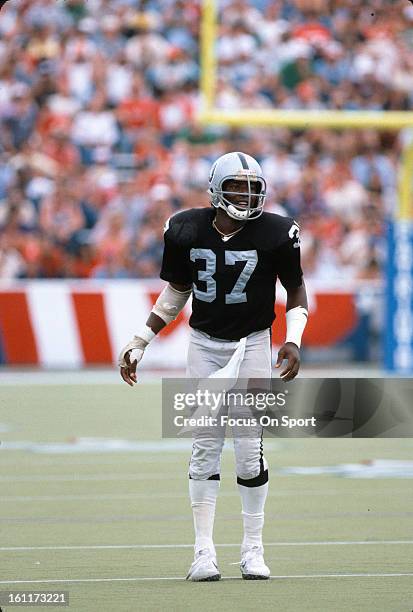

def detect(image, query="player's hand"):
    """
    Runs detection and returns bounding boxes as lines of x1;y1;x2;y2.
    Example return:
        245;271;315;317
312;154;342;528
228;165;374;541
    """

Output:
275;342;300;381
118;337;147;386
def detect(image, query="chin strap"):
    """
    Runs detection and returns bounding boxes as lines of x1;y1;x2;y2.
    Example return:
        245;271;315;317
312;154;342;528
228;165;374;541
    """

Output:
227;204;250;219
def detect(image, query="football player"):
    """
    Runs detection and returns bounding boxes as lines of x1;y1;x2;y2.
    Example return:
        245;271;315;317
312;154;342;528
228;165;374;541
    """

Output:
119;152;308;581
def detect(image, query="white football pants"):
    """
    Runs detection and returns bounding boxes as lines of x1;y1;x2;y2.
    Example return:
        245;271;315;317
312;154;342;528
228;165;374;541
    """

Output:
186;328;272;481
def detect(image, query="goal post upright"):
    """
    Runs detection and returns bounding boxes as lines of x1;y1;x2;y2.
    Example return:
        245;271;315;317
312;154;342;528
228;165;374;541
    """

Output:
200;0;217;112
198;0;413;373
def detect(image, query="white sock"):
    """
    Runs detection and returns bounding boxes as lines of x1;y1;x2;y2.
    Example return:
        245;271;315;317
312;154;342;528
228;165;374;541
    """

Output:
189;479;220;556
238;475;268;553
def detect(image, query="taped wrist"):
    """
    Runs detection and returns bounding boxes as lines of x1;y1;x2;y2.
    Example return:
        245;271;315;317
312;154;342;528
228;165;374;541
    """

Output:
285;305;308;348
117;329;154;367
152;284;192;325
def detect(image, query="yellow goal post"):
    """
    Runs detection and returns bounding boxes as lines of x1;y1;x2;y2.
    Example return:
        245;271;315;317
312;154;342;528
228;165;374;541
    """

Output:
198;0;413;221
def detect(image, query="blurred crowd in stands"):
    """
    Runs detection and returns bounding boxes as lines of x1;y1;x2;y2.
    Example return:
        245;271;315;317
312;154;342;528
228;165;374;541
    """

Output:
0;0;410;281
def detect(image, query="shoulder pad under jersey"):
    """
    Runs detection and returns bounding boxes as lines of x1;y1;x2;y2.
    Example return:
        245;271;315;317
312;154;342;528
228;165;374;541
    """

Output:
257;212;301;249
163;208;207;248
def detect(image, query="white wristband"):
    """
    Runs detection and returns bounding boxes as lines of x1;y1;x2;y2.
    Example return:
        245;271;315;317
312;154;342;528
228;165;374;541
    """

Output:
137;325;156;346
285;306;308;348
117;326;155;367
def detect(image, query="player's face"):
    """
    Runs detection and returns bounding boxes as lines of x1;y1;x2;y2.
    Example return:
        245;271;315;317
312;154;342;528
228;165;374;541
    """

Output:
222;179;262;210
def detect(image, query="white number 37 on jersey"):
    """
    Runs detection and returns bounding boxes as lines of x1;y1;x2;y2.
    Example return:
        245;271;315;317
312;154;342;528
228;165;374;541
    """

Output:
288;222;301;248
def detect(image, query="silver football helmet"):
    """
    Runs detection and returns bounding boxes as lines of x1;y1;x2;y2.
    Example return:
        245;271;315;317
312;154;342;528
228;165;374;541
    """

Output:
207;151;267;221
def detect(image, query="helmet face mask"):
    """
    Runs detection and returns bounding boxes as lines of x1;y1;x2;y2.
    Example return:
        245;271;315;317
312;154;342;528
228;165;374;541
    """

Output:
218;176;266;219
208;152;267;221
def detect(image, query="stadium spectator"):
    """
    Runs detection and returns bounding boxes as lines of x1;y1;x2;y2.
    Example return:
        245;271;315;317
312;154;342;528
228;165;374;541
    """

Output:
0;0;406;280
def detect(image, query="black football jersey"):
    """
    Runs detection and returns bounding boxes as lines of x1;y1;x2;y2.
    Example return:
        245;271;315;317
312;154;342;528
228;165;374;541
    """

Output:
160;208;303;341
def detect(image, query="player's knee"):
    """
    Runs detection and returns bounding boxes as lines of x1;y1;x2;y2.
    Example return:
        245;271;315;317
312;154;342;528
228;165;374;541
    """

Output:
189;442;222;480
189;464;221;480
236;456;268;486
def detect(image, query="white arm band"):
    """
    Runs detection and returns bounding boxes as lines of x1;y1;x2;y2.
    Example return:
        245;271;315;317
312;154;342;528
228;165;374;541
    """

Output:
285;305;308;348
152;284;192;325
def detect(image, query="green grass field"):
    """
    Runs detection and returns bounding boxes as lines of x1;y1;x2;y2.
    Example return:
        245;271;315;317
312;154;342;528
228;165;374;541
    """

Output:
0;382;412;611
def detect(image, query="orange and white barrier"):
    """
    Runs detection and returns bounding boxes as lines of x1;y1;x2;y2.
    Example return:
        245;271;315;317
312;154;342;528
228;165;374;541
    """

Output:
0;280;377;367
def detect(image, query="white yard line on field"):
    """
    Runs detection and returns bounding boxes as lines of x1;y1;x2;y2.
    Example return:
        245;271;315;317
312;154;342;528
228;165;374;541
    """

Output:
1;540;412;552
0;489;345;501
0;473;189;482
0;492;245;502
0;573;412;585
